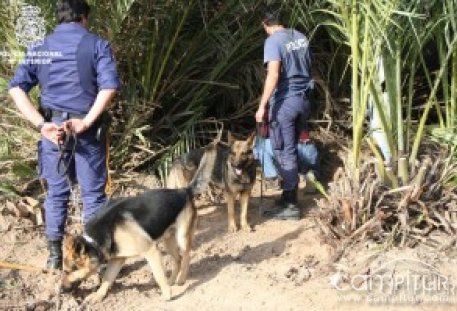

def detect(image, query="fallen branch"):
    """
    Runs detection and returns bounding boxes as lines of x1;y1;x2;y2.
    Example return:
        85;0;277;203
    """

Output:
0;261;49;273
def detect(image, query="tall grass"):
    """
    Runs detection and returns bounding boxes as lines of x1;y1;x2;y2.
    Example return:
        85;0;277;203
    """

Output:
291;0;457;185
106;0;265;177
3;0;456;188
0;0;266;184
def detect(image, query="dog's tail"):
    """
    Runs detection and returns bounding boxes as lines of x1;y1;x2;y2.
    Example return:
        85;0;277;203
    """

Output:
186;142;218;197
166;161;188;189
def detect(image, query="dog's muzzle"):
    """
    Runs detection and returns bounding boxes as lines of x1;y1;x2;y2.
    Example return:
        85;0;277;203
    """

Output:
231;159;252;176
60;272;82;293
230;162;245;176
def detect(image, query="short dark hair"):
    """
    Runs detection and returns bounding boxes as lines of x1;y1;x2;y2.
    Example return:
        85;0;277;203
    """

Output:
262;6;284;26
56;0;90;24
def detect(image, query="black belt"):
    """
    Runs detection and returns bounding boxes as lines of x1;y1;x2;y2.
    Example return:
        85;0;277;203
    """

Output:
51;110;85;119
39;106;86;121
39;106;111;142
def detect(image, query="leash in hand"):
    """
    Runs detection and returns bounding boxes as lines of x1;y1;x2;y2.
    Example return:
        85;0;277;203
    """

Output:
57;124;78;206
256;122;266;217
57;124;77;176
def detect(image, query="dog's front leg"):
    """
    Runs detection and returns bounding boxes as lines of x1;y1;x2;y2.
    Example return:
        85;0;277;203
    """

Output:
84;258;125;304
240;190;252;231
226;191;237;233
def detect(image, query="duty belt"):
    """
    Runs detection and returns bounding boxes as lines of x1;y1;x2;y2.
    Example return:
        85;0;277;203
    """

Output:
38;106;86;121
38;106;111;143
49;110;85;120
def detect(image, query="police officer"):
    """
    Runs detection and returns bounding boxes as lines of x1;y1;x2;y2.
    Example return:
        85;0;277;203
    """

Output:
8;0;120;269
255;7;313;220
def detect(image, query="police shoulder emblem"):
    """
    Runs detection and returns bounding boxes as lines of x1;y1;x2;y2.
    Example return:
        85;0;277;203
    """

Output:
15;4;46;48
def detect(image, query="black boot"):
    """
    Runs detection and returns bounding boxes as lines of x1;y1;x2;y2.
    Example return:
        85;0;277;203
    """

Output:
274;191;288;207
47;240;63;270
265;189;301;220
274;189;297;208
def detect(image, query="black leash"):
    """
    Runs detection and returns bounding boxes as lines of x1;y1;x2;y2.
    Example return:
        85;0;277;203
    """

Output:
257;123;266;217
57;129;77;190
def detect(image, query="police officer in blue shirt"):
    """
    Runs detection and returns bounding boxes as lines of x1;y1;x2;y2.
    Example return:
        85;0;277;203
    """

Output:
255;7;313;220
8;0;120;269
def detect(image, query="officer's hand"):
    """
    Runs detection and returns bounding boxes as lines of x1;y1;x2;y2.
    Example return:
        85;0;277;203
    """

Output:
65;119;89;134
255;106;266;123
40;123;62;145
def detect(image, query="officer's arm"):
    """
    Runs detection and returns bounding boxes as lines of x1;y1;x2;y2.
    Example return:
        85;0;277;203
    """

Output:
8;54;43;128
81;40;120;128
259;60;281;108
82;89;116;128
8;87;44;128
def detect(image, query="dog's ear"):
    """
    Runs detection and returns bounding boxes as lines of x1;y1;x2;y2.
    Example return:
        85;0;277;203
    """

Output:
63;234;86;257
227;131;235;146
63;234;76;256
246;131;256;148
74;236;86;255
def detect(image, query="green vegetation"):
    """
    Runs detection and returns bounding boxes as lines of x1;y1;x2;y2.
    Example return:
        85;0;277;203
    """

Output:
1;0;456;193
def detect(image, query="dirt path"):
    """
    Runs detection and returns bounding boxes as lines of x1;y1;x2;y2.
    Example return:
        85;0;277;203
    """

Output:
1;179;456;310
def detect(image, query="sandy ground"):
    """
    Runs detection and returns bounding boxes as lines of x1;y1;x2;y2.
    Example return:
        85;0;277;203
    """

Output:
1;177;457;311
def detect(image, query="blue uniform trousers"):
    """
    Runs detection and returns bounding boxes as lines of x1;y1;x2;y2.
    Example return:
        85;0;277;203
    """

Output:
38;117;107;241
254;137;319;179
269;95;311;191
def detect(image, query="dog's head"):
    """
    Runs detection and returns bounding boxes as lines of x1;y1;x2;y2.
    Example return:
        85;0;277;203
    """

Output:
227;131;256;176
60;234;100;292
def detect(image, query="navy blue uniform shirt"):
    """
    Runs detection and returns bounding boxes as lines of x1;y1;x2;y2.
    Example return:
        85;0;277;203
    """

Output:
9;23;120;114
263;28;312;105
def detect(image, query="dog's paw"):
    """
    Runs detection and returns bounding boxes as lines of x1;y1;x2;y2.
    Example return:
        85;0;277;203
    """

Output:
84;292;105;304
160;286;172;301
168;275;177;286
175;276;185;286
228;224;238;233
240;223;253;232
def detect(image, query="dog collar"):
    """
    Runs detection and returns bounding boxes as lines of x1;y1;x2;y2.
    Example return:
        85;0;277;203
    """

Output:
82;234;95;244
82;234;106;262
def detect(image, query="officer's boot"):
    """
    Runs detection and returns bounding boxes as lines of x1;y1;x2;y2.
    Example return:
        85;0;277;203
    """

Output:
262;191;286;217
270;189;301;220
272;178;286;206
274;190;287;208
47;240;63;270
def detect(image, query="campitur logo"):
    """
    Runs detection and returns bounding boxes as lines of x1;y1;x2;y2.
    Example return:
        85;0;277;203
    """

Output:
331;258;457;304
15;3;46;47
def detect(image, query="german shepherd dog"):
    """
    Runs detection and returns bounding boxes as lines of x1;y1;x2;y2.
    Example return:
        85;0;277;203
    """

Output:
167;132;256;233
61;145;219;303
